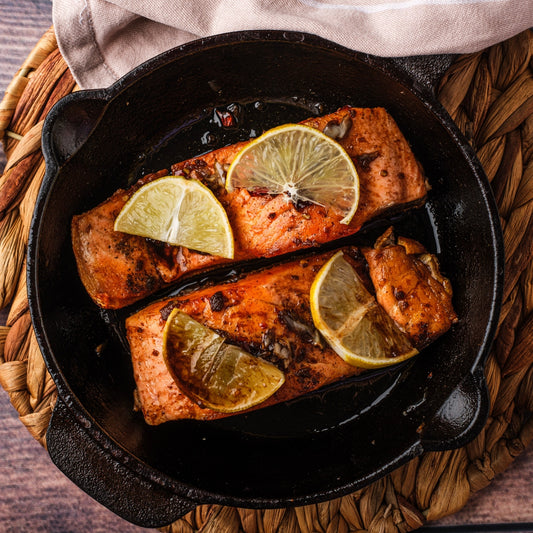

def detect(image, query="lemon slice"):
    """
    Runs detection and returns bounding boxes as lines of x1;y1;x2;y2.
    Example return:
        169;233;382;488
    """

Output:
114;176;234;258
226;124;359;224
162;309;285;412
310;251;418;368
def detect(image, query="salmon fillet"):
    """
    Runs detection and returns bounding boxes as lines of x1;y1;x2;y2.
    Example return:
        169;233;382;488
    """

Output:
127;233;455;425
363;228;458;348
127;250;361;424
72;107;428;309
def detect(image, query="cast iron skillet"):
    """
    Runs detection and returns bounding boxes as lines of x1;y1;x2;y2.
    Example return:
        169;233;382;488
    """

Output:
28;31;503;527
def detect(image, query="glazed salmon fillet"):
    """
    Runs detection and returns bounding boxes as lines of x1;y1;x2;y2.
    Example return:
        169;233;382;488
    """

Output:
363;228;458;348
127;233;455;425
72;107;428;309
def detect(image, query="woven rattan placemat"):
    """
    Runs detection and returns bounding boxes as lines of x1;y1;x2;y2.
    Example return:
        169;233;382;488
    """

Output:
1;27;532;533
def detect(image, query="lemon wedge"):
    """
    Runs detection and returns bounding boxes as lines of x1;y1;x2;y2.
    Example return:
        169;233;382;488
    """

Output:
310;251;418;368
114;176;234;258
226;124;359;224
162;309;285;412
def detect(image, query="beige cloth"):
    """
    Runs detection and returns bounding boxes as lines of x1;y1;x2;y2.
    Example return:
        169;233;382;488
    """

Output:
53;0;533;89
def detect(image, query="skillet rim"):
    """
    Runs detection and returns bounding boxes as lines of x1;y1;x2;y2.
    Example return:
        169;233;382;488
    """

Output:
28;29;504;513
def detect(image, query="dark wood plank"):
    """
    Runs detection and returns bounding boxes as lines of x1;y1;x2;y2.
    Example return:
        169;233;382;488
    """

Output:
0;2;152;530
0;0;55;173
431;445;533;528
0;394;153;532
0;1;53;90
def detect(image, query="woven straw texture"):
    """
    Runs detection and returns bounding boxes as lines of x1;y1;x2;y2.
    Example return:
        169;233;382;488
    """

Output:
1;27;532;533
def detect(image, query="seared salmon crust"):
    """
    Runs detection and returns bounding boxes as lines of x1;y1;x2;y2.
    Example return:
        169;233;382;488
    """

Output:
127;233;456;425
72;107;428;309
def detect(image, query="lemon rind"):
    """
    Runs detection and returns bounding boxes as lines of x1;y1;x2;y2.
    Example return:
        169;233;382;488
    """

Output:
226;124;360;225
310;251;418;369
162;309;285;413
114;175;234;259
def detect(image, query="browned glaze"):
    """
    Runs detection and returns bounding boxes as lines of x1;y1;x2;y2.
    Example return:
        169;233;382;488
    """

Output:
127;231;455;425
72;107;428;309
363;228;457;348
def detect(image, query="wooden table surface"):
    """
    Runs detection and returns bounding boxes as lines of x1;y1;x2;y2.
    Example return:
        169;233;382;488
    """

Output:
1;2;532;532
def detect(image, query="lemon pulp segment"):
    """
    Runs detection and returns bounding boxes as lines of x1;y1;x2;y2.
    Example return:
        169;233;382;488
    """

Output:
114;176;234;258
226;124;359;224
162;309;285;412
310;251;418;368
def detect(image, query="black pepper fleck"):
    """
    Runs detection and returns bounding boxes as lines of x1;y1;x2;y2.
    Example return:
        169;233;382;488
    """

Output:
209;291;225;312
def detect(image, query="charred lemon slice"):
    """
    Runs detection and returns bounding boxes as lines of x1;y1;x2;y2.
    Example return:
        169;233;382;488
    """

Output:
226;124;359;224
162;309;285;412
310;251;418;368
114;176;234;258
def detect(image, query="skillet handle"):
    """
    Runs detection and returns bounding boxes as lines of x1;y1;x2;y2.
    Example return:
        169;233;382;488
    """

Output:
423;371;490;450
389;54;456;95
46;398;197;528
42;92;107;167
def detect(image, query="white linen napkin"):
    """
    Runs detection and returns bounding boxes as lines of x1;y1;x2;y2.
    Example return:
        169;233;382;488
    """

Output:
53;0;533;89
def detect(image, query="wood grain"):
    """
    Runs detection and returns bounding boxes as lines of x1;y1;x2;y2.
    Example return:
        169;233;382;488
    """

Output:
0;1;532;532
0;1;151;531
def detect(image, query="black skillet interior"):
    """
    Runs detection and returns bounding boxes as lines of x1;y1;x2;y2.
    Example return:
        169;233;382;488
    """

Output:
29;31;503;526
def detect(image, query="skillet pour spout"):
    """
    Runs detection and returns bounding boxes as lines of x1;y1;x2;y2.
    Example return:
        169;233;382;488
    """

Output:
29;30;503;527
